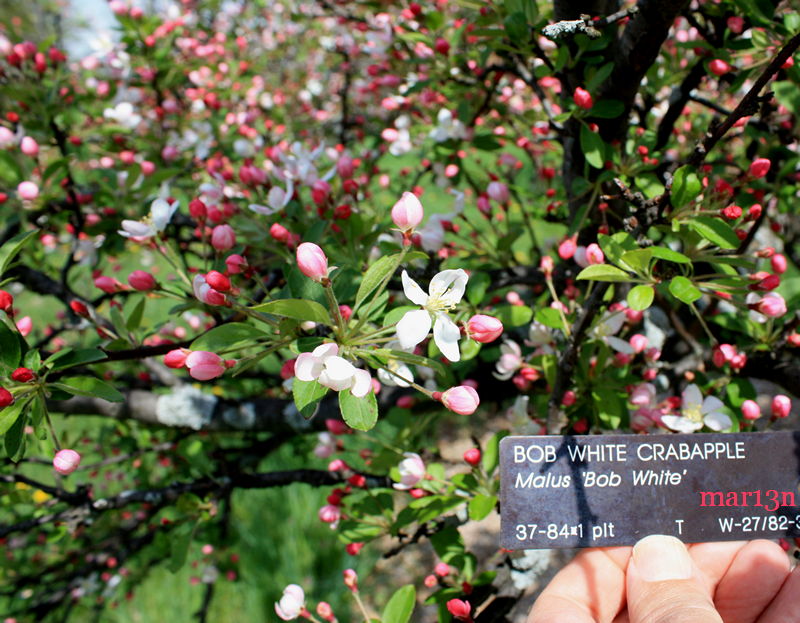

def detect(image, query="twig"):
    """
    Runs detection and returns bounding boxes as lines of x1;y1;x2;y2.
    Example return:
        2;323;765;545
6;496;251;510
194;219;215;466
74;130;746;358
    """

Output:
542;6;639;40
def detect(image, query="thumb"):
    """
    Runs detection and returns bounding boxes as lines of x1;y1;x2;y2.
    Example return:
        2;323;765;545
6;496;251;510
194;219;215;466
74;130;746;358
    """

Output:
626;535;722;623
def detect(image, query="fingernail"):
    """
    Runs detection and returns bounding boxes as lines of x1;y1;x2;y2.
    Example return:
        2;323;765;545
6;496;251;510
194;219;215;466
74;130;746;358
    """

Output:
632;535;692;582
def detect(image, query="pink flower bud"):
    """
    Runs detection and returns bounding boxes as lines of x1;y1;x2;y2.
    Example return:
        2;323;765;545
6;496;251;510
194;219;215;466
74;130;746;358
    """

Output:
336;156;354;179
270;223;290;243
749;273;780;291
343;569;358;592
585;243;604;265
487;181;509;203
424;574;437;588
53;449;81;475
540;255;554;276
185;350;226;381
755;292;787;318
446;598;471;620
205;270;231;292
316;602;334;621
629;334;648;354
17;181;39;200
441;385;480;415
434;562;451;577
20;136;39;157
749;158;771;179
391;191;424;232
318;504;341;524
741;399;761;421
0;290;12;313
16;316;32;336
573;87;593;110
225;254;246;274
296;242;329;282
94;276;121;294
562;390;577;406
164;349;190;368
727;16;744;34
211;224;236;251
0;387;14;408
709;59;731;76
128;270;157;291
467;314;503;343
558;236;577;260
771;253;787;274
771;395;791;419
463;448;481;465
11;367;35;383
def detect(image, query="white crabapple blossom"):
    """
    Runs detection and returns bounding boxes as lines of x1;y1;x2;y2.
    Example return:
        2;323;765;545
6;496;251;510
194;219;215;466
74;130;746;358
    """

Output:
590;310;635;354
394;452;426;490
396;269;468;362
494;340;523;380
376;341;414;388
249;177;294;215
103;101;142;130
294;343;371;397
275;584;306;621
661;384;732;433
118;198;179;239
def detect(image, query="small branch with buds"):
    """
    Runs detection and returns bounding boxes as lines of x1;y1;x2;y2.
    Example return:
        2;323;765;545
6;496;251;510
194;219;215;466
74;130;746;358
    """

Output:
542;6;639;40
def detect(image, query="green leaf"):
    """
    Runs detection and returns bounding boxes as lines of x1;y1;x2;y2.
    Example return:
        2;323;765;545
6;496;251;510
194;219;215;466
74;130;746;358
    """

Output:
51;376;124;402
576;264;631;282
592;388;624;429
45;348;106;372
534;307;563;329
339;390;378;432
126;297;146;332
252;299;332;325
671;166;702;208
0;399;26;436
627;285;654;311
726;378;756;408
589;99;624;118
0;320;21;370
669;276;702;304
494;304;533;327
467;271;491;306
473;133;503;151
168;521;197;573
687;216;740;250
382;585;416;623
190;322;268;352
503;12;529;46
468;494;498;521
0;229;38;278
580;124;605;169
504;0;538;22
649;247;691;264
293;379;329;418
5;405;26;461
354;254;399;311
482;430;509;475
619;249;653;276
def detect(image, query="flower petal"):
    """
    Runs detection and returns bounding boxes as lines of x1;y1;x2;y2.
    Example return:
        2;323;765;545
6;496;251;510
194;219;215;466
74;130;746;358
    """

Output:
396;309;432;350
401;270;428;306
318;356;356;391
294;353;322;381
350;369;372;397
429;269;468;306
312;343;339;359
704;412;732;431
701;395;725;415
606;336;635;355
681;384;702;411
661;415;703;433
433;313;461;362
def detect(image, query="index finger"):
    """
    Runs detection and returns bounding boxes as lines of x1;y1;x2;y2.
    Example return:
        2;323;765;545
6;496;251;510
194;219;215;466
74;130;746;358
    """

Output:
527;546;631;623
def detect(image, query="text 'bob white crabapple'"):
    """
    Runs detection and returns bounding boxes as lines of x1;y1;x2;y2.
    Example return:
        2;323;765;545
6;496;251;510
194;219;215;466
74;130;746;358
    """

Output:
294;343;371;397
118;197;179;240
396;269;468;362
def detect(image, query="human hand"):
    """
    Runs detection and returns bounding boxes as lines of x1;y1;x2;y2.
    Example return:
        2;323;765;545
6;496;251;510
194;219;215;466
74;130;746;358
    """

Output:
528;535;798;623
